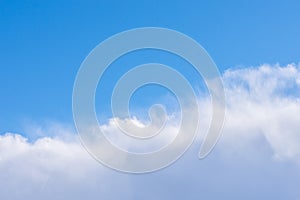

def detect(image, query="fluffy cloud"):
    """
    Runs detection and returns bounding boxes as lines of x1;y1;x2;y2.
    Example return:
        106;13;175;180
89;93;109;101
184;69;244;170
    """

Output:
221;63;300;161
1;63;300;200
0;132;137;200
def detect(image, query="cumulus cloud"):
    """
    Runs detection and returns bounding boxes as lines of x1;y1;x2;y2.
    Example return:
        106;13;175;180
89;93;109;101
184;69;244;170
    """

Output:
0;132;133;200
1;63;300;199
221;63;300;161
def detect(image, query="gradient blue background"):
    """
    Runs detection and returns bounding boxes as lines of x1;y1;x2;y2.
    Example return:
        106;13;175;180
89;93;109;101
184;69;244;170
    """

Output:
1;0;299;133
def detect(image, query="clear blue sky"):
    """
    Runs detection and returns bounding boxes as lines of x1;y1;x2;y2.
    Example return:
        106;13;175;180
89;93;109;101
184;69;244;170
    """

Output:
1;0;299;131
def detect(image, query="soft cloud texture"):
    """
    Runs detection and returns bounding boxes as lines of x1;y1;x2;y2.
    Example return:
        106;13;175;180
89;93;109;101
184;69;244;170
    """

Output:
1;63;300;200
221;63;300;162
0;132;134;200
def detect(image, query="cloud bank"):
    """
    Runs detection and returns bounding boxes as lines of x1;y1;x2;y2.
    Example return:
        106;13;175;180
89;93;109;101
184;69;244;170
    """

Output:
1;63;300;199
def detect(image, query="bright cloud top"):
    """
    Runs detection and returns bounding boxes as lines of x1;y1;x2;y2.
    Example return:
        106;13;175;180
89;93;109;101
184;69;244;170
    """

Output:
222;63;300;161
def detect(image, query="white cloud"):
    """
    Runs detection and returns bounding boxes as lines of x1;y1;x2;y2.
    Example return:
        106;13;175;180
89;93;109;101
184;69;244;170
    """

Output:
221;63;300;161
1;63;300;199
0;132;132;200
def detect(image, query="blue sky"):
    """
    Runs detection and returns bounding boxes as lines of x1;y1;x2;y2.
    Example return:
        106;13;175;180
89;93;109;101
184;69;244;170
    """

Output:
1;1;300;200
1;0;300;132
